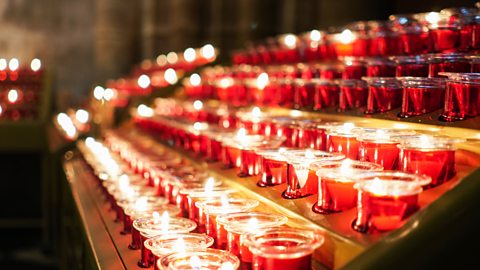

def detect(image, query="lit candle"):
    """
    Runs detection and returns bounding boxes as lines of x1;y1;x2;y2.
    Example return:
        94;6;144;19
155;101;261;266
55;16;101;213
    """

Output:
118;195;169;235
438;72;480;121
353;171;431;232
283;149;345;199
159;249;240;270
196;197;259;248
397;77;446;118
255;148;290;187
245;228;324;270
326;123;361;159
313;159;383;214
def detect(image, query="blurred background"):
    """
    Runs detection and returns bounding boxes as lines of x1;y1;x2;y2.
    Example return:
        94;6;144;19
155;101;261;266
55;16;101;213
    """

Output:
0;0;476;110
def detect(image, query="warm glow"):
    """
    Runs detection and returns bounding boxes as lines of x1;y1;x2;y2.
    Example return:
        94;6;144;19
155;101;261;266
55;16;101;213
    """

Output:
310;30;321;42
204;177;215;194
75;109;89;124
219;77;234;88
221;195;230;210
161;211;170;232
305;149;316;159
340;159;354;176
156;54;167;66
93;86;105;100
220;262;235;270
57;113;77;138
0;105;3;116
419;135;433;148
0;59;6;71
290;110;302;117
201;44;216;59
189;255;201;269
164;68;178;84
338;29;356;44
8;58;19;71
153;211;161;223
134;197;148;211
118;174;130;192
172;237;186;252
166;52;178;64
103;88;115;101
425;12;441;25
251;107;262;118
7;89;19;103
247;217;259;230
193;122;208;131
190;73;201;86
235;128;247;140
193;100;203;111
393;123;409;129
283;34;297;48
343;122;355;132
183;48;197;63
30;58;41;72
256;72;269;90
137;104;154;117
138;74;151;89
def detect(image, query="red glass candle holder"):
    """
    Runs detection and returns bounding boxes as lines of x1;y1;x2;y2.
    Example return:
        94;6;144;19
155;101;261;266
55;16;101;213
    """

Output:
245;227;324;270
398;77;446;118
292;79;315;110
326;124;362;160
174;177;223;217
429;24;462;53
391;55;429;77
313;79;340;110
255;148;289;187
238;136;285;178
197;198;259;248
220;212;288;266
389;14;432;54
438;72;480;121
159;249;240;270
353;171;431;233
428;53;471;77
319;64;342;79
362;77;403;114
297;119;328;150
339;79;368;111
330;30;370;57
357;129;416;170
283;149;345;199
313;159;383;214
145;233;214;270
133;216;197;268
236;108;268;134
369;31;403;56
398;135;464;188
341;57;367;79
272;117;300;148
118;196;169;234
365;58;396;77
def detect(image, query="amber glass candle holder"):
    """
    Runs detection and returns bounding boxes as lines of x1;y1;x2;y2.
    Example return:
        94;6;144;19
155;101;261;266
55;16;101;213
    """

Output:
159;249;240;270
313;79;340;110
245;227;324;270
313;159;383;214
427;53;471;77
391;55;429;77
133;216;197;268
283;149;345;199
438;72;480;121
145;233;214;270
357;129;416;170
197;198;259;248
397;77;446;118
339;79;368;111
353;171;431;233
362;77;403;114
221;212;288;266
398;135;464;188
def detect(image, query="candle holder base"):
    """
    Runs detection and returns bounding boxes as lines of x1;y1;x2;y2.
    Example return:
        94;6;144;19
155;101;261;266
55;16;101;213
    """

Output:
137;260;151;268
120;229;130;235
128;243;140;250
311;203;339;214
438;114;467;122
281;190;311;200
351;218;369;233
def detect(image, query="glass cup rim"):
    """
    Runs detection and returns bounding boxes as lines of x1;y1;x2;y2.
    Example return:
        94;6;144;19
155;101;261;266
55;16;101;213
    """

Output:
283;149;345;164
196;198;259;215
218;212;288;234
354;170;432;194
439;72;480;83
396;135;465;150
159;249;240;270
314;159;384;181
144;233;214;255
133;216;197;236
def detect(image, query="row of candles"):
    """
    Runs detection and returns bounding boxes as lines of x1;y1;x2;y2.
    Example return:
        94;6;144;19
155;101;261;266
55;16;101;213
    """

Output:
55;109;90;139
78;134;325;270
232;6;480;64
0;58;44;120
134;100;465;225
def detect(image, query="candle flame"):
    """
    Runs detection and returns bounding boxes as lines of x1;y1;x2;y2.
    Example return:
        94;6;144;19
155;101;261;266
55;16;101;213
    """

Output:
93;86;104;100
30;58;41;72
118;175;130;191
251;107;262;118
221;195;230;210
152;211;161;221
137;104;154;117
189;255;202;269
193;100;203;110
184;48;197;63
425;12;441;25
219;77;234;88
305;149;316;159
138;74;151;89
339;29;355;44
283;34;297;48
172;237;186;252
340;159;354;176
190;73;201;86
161;211;170;232
256;72;269;90
103;88;115;101
156;54;167;66
248;217;259;230
201;44;216;59
8;58;19;71
342;122;355;132
220;262;235;270
164;68;178;85
310;30;321;42
0;58;6;71
204;177;215;194
236;128;247;140
75;109;89;124
7;89;19;103
166;52;178;64
134;197;148;211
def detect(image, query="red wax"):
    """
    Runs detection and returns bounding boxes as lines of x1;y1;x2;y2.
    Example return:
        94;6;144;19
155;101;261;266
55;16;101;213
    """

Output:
258;157;288;187
441;81;480;121
399;148;456;188
365;85;402;114
430;27;460;52
283;165;318;199
395;63;429;77
339;81;368;111
327;135;359;160
239;149;261;177
399;86;445;117
429;60;471;78
359;141;400;170
354;191;419;232
399;32;432;54
293;82;315;110
313;81;339;110
313;177;357;213
252;250;312;270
